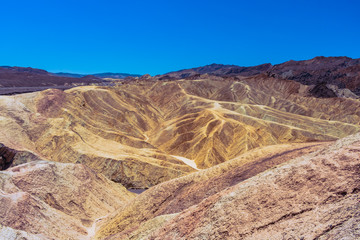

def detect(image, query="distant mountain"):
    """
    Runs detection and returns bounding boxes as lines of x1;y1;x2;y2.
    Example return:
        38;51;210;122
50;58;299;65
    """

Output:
51;72;86;78
158;63;272;80
268;56;360;95
93;72;142;79
53;72;141;79
0;66;102;87
0;66;49;74
2;56;360;96
158;56;360;96
0;66;142;95
0;66;103;95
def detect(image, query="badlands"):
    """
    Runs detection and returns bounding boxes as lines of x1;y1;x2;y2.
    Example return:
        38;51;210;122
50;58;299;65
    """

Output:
0;56;359;239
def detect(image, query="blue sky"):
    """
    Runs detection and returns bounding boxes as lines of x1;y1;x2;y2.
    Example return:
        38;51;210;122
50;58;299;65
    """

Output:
0;0;359;75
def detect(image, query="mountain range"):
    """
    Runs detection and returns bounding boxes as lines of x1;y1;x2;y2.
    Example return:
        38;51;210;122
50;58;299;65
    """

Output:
158;56;360;97
2;56;359;98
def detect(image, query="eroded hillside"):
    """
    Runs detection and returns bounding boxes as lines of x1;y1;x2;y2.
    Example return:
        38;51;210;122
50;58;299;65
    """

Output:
0;75;359;188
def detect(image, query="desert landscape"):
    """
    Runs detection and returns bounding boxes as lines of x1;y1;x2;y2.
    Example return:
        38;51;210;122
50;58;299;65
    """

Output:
0;56;359;239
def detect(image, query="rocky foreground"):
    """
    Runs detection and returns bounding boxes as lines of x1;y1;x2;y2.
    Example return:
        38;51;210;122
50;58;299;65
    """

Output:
96;133;360;239
0;133;358;239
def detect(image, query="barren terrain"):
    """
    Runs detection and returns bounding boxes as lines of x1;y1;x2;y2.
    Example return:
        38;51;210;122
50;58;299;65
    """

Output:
0;57;359;239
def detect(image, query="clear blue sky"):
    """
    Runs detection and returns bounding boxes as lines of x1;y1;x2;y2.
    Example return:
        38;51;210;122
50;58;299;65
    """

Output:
0;0;359;75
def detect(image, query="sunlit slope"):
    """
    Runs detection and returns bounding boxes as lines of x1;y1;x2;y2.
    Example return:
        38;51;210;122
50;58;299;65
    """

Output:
0;88;195;188
0;76;359;187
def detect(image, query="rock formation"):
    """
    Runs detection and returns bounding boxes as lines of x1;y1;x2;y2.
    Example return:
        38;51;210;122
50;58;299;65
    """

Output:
0;160;135;239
